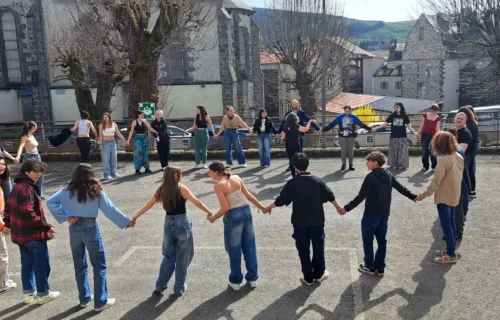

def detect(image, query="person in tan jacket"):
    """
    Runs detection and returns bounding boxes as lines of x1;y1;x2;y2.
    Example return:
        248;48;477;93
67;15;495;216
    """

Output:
416;131;464;264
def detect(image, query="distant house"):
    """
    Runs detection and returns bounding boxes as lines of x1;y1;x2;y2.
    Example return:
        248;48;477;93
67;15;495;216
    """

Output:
372;61;403;97
402;13;469;111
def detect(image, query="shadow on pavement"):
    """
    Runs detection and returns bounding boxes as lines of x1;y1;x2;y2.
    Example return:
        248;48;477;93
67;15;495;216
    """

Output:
253;284;318;320
181;286;252;320
119;293;177;320
46;305;82;320
0;302;29;319
0;304;40;320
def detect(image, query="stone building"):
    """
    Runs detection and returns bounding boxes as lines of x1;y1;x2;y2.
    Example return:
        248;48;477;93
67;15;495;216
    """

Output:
402;13;466;111
0;0;263;123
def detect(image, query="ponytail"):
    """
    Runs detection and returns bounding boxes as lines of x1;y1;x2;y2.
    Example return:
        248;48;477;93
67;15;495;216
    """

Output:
208;161;231;178
21;121;36;137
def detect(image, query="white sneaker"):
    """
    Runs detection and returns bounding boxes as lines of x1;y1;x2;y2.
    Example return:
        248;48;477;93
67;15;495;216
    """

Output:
249;280;258;288
203;164;208;169
103;176;112;180
111;174;121;178
36;291;60;305
240;163;247;168
315;270;329;283
94;298;115;312
0;280;17;293
227;164;232;168
24;292;36;304
228;282;241;291
162;167;167;171
195;164;200;169
80;294;94;308
300;278;314;286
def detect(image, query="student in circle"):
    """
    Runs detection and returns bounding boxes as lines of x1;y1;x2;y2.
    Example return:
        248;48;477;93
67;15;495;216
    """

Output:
98;113;128;180
127;111;158;175
70;111;98;163
186;106;216;169
415;104;441;171
252;109;278;167
281;113;316;178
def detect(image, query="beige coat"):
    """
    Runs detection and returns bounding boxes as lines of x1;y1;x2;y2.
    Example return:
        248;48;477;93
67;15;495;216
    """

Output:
419;152;464;206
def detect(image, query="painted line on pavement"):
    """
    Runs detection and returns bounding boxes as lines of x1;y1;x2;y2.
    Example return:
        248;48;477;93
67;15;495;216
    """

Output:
114;245;365;319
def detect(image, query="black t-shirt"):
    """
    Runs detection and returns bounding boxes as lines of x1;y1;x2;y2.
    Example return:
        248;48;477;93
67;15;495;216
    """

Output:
284;126;300;146
386;113;410;138
457;127;473;155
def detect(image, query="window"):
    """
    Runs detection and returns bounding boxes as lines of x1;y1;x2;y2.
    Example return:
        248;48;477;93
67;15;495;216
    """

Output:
418;26;425;41
418;83;426;98
426;63;432;77
327;77;334;88
395;81;403;89
382;68;389;75
1;11;22;84
168;50;185;80
397;67;402;75
380;82;388;89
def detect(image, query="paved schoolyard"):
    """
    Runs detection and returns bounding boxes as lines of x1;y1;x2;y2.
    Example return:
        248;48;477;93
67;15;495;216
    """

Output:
0;155;499;320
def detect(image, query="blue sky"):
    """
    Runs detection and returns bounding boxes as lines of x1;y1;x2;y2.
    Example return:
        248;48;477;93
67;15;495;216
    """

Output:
242;0;420;22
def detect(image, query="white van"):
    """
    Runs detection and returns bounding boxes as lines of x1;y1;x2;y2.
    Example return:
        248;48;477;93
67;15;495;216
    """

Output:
443;106;500;146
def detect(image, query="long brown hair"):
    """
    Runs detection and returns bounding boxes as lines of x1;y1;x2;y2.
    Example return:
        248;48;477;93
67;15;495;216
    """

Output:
431;131;459;156
208;161;231;178
67;163;103;203
21;121;36;137
0;157;10;183
154;166;183;212
102;112;114;128
459;106;476;124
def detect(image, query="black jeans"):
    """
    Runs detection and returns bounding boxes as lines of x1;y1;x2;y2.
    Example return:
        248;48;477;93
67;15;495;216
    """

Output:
76;137;91;163
421;133;437;169
157;142;170;168
467;153;476;192
292;225;325;283
286;142;301;177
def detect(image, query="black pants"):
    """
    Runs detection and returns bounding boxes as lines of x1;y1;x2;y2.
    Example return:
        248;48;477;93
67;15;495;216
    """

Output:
293;225;325;283
157;142;170;168
286;142;301;177
421;133;437;169
467;153;476;192
76;137;91;163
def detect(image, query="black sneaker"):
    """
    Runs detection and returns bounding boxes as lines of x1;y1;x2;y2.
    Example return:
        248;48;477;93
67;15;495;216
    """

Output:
341;165;346;171
358;264;375;275
145;168;152;173
135;170;142;175
456;234;463;241
375;269;384;276
349;166;355;171
469;191;476;198
422;167;428;171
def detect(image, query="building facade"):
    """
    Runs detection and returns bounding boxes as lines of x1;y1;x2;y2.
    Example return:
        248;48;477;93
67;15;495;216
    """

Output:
0;0;263;124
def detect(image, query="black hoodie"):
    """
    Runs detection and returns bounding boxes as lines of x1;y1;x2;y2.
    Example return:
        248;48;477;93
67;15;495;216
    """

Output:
344;168;416;217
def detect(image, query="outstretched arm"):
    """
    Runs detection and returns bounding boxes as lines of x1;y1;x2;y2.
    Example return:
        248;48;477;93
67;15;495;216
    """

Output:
70;120;79;132
344;175;371;212
133;194;157;221
392;176;417;200
239;178;264;210
181;185;213;217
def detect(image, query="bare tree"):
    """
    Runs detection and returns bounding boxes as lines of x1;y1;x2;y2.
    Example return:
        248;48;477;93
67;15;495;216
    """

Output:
100;0;216;117
261;0;350;114
50;1;128;119
422;0;500;105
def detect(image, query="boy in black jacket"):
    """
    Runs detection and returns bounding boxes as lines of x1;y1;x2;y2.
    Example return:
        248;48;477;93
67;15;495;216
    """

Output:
339;151;416;275
263;153;343;285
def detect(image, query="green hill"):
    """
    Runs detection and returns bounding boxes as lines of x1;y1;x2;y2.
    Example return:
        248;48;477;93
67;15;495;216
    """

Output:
252;8;415;43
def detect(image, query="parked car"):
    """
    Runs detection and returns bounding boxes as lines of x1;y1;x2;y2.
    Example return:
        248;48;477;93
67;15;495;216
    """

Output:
207;125;251;149
443;106;500;146
343;122;418;148
120;125;191;137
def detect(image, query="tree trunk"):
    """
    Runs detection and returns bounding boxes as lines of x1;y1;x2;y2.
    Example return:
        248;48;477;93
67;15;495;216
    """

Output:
64;57;96;118
128;52;160;118
296;70;317;115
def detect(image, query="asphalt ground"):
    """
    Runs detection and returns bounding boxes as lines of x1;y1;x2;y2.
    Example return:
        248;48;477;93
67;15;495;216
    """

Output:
0;155;499;320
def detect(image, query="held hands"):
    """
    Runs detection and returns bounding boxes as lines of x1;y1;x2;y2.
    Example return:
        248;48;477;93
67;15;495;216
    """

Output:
336;206;347;215
414;196;423;203
318;129;323;135
126;220;136;229
370;128;376;133
1;226;10;236
208;215;217;223
67;217;78;224
262;205;273;215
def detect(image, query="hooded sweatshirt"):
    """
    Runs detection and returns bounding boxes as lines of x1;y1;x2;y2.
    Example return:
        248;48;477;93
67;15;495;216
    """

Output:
3;174;53;245
344;168;416;217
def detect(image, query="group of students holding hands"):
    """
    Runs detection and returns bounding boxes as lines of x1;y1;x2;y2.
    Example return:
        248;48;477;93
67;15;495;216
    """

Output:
0;105;471;311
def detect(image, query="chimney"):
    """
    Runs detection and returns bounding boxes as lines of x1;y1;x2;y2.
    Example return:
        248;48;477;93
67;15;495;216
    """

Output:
389;38;397;60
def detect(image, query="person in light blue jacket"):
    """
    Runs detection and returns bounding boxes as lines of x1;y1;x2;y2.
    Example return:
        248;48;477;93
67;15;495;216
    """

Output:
46;163;134;312
319;106;374;171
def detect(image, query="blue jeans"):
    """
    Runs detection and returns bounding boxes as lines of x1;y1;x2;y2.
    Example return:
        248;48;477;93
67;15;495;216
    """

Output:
1;178;12;201
421;133;437;169
223;205;258;284
223;130;246;166
23;153;44;196
101;140;117;177
257;134;271;166
292;225;325;283
133;135;150;170
156;214;194;294
361;216;388;270
69;219;108;308
19;240;51;296
437;204;456;257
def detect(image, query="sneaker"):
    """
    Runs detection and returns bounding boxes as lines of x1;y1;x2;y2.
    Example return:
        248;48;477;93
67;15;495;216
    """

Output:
300;278;314;286
456;234;463;241
349;166;355;171
162;167;167;171
358;264;375;275
203;164;208;169
249;280;258;288
135;170;142;175
103;176;112;180
340;165;346;171
263;165;269;168
94;298;116;312
422;167;428;171
195;164;200;169
145;168;152;173
111;174;121;179
172;284;187;297
0;280;17;293
240;163;247;168
469;191;477;198
24;292;36;304
436;249;459;256
314;270;329;283
227;165;233;168
434;254;458;264
376;269;385;276
80;294;94;308
228;282;240;291
36;291;61;305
